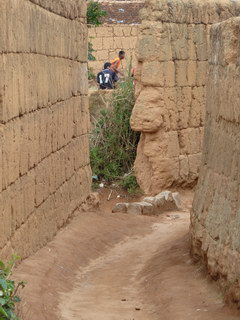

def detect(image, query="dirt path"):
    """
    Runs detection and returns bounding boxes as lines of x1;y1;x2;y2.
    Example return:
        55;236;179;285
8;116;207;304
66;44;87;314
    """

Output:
59;220;170;320
15;193;240;320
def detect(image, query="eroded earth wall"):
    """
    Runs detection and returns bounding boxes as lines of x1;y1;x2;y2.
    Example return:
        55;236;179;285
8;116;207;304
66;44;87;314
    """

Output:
0;0;91;259
191;17;240;304
130;0;240;194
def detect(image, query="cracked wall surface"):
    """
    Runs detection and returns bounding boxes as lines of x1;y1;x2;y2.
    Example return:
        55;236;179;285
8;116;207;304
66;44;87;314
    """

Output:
191;17;240;305
0;0;91;259
130;0;240;195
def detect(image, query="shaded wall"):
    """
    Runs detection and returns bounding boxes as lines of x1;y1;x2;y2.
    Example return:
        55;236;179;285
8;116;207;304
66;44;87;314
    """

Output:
191;17;240;305
130;0;240;195
0;0;91;259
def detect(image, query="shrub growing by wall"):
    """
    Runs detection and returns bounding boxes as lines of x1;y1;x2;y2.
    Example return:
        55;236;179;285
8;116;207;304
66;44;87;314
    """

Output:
87;1;107;78
90;76;139;181
87;1;107;25
0;256;25;320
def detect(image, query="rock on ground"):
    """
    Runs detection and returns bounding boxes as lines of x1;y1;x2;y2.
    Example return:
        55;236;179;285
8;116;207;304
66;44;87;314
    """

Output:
112;191;181;215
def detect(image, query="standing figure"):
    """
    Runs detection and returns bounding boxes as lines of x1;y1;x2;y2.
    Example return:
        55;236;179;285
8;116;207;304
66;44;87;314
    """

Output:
111;51;125;76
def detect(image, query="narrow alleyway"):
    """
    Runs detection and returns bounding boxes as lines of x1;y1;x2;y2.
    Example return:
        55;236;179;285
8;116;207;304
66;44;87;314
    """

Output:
15;192;240;320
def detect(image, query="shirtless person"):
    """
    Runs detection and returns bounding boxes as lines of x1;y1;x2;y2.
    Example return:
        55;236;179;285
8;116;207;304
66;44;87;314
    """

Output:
111;51;125;76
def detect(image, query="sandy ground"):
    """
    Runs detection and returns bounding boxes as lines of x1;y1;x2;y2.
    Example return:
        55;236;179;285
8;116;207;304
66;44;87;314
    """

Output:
14;190;240;320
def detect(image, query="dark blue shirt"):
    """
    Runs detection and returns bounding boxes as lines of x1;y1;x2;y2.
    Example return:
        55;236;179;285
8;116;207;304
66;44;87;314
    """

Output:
97;69;117;89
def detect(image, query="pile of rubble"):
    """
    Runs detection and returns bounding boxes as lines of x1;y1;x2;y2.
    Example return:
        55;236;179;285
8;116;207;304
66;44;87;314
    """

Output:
112;191;181;215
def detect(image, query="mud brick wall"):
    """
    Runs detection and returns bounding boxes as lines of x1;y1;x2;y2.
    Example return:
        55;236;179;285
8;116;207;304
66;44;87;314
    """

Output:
88;25;139;75
191;17;240;305
130;0;240;195
0;0;91;259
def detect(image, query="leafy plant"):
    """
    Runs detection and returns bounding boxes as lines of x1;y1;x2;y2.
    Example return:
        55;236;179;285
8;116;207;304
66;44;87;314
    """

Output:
120;174;141;195
87;0;106;82
88;41;96;61
90;72;140;182
0;256;26;320
88;42;96;81
88;67;95;80
87;1;107;25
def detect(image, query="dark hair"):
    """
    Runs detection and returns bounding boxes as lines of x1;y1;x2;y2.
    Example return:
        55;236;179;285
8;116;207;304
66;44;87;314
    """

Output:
119;50;125;56
104;62;111;69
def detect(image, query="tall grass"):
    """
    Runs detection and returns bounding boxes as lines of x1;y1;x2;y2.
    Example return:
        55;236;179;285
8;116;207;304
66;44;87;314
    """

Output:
90;74;139;181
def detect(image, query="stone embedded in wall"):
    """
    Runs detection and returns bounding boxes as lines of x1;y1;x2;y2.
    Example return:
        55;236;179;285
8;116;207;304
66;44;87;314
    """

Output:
190;16;240;305
130;0;240;195
0;0;91;259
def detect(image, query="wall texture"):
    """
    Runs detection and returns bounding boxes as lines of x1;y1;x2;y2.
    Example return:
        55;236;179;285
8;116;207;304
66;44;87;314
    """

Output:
191;17;240;305
99;2;144;24
88;25;139;75
0;0;91;259
130;0;240;195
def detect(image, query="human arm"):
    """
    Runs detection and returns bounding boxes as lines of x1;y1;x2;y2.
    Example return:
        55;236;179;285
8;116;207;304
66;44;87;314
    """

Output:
112;61;124;76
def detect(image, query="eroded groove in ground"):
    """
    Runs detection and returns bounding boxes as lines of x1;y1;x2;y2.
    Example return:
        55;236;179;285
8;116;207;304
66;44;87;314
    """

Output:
14;195;240;320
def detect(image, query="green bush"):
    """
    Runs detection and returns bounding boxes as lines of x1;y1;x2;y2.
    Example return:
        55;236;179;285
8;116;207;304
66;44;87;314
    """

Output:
87;1;107;25
90;74;139;181
87;1;106;81
0;256;25;320
120;174;141;195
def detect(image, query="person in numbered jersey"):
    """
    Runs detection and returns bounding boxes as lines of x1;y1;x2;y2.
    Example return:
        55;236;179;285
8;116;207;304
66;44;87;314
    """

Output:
97;62;118;90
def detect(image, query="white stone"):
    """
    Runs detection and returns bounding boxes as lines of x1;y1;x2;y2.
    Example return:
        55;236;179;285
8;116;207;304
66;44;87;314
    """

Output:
172;192;181;209
143;196;156;205
112;203;129;213
127;202;143;215
141;202;154;215
155;191;172;201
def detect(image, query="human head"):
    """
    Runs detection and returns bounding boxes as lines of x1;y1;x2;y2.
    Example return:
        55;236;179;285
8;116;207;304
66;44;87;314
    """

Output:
119;50;125;60
104;62;111;69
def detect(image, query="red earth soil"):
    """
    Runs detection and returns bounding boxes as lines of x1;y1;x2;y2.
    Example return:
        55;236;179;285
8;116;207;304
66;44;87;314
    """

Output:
14;190;240;320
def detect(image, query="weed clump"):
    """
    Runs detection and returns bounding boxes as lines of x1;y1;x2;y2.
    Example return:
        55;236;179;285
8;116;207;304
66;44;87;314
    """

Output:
0;256;26;320
90;76;139;183
120;174;141;195
88;42;96;62
87;1;107;26
87;1;106;80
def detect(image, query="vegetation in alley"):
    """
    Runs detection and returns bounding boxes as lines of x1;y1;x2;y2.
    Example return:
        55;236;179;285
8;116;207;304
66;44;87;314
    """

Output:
119;174;141;195
87;1;107;79
87;1;107;25
88;42;96;80
0;256;25;320
90;74;140;192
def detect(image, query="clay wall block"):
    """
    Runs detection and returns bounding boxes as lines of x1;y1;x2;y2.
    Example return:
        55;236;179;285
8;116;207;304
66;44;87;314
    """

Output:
0;0;91;259
191;17;240;303
96;26;114;38
91;38;103;51
102;37;114;50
